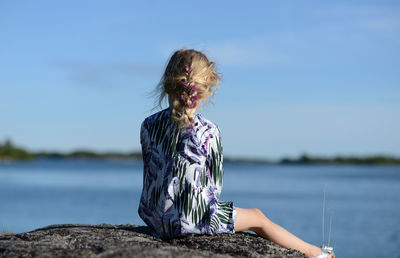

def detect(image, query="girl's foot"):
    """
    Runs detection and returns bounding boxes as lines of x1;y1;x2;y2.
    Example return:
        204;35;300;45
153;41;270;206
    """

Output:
311;246;335;258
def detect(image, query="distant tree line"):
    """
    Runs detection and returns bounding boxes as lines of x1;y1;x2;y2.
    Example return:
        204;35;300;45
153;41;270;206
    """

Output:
1;138;400;165
0;139;141;161
225;154;400;165
278;154;400;165
0;139;33;161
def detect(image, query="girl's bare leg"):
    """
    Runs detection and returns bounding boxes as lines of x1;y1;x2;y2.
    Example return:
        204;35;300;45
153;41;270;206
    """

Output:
235;207;327;258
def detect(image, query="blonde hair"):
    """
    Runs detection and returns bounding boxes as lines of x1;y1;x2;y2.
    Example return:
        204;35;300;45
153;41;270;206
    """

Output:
155;49;220;128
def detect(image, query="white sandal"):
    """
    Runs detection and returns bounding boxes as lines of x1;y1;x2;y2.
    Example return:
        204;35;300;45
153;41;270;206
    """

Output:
312;245;335;258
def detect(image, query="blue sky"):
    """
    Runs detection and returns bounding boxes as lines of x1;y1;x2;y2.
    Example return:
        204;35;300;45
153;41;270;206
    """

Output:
1;0;399;159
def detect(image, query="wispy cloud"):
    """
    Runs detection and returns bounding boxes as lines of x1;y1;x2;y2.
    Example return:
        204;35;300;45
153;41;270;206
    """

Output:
52;60;162;89
207;39;289;66
155;37;291;68
310;3;400;33
360;17;400;31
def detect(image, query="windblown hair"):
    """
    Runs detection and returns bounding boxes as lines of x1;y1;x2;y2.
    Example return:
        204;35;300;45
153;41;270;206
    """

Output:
156;49;220;128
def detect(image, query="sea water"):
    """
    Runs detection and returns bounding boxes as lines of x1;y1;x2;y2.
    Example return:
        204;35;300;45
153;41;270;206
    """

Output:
0;159;399;258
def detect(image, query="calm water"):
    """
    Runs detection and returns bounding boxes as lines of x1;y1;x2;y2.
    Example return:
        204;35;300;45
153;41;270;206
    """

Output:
0;159;399;258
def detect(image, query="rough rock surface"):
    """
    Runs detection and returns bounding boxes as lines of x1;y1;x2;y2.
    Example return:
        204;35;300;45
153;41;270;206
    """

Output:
0;224;306;257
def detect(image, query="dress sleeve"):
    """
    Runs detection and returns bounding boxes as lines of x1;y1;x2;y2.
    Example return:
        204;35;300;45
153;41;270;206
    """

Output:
206;126;224;198
140;121;151;187
205;126;236;234
140;120;152;161
140;121;148;151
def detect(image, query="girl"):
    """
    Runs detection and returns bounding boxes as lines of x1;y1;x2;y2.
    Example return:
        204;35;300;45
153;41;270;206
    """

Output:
138;49;334;258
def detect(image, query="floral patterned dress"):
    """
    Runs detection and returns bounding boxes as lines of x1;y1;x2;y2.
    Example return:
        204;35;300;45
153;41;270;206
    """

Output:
138;107;236;239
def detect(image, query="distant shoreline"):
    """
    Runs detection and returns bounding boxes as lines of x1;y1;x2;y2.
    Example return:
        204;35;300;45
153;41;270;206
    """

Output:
1;139;400;165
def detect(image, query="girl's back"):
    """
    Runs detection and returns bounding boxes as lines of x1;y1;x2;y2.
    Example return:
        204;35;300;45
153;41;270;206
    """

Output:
138;107;236;239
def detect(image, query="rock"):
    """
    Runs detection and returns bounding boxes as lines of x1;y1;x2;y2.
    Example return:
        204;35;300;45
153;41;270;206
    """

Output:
0;224;306;257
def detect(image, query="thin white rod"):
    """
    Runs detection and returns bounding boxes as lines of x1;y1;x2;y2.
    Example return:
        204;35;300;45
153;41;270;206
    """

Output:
322;185;326;246
328;213;332;247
